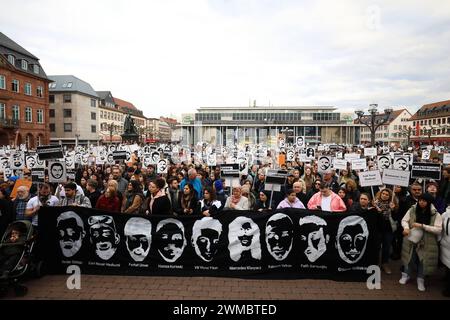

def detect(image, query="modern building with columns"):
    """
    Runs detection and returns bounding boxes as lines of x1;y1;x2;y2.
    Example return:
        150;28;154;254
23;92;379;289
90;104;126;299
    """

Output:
180;106;360;147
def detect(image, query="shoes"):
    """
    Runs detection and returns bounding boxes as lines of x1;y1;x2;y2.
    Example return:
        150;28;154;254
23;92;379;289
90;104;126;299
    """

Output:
417;278;425;292
382;264;392;275
399;272;410;285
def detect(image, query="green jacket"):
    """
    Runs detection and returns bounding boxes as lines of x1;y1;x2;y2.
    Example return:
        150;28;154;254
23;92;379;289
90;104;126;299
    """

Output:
401;205;439;276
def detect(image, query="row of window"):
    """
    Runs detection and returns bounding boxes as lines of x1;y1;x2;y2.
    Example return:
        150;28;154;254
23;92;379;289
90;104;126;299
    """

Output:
48;108;96;120
0;75;44;97
6;54;40;74
49;94;97;107
100;123;124;132
0;103;44;123
413;117;449;126
100;110;124;122
195;112;340;122
49;123;97;133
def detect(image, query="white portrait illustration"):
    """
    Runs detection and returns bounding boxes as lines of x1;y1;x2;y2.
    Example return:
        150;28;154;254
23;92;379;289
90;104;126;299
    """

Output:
336;215;369;264
265;213;294;261
299;215;330;263
377;155;391;170
393;157;409;171
318;156;331;171
57;211;86;258
156;218;187;263
191;217;222;262
228;217;261;262
25;155;37;169
124;217;152;262
142;154;152;167
88;215;120;261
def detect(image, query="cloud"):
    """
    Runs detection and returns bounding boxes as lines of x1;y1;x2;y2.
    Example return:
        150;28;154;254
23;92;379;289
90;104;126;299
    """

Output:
1;0;449;117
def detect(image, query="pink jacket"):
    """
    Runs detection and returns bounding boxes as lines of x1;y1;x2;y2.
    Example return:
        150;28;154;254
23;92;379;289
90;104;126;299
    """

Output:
307;191;347;212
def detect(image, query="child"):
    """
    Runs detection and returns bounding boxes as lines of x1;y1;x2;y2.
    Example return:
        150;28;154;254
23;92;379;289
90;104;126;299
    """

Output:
0;224;26;279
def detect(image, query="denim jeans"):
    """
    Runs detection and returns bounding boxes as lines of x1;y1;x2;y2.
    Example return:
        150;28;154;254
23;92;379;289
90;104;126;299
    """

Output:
404;249;424;279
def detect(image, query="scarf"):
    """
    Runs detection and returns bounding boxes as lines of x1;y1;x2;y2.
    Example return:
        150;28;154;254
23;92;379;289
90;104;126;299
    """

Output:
181;193;193;209
149;190;165;214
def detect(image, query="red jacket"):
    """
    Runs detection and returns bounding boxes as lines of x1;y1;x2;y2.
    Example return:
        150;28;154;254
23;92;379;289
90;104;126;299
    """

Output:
96;194;121;213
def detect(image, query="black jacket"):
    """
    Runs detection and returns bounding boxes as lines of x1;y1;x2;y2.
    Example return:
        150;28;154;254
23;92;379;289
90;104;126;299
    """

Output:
148;195;172;215
87;190;101;208
0;199;13;237
175;193;199;215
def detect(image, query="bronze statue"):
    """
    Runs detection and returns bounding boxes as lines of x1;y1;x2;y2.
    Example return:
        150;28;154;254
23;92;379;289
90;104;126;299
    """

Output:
123;112;137;135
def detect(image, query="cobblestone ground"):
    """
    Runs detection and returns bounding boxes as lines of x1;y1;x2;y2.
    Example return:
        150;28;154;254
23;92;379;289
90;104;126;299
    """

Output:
2;260;449;300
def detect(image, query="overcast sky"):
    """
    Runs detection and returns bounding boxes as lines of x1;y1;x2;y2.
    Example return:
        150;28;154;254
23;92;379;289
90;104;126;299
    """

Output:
2;0;450;119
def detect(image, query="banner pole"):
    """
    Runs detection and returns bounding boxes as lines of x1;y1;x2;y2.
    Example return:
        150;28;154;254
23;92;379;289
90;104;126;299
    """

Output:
269;185;274;209
391;185;396;202
370;186;375;200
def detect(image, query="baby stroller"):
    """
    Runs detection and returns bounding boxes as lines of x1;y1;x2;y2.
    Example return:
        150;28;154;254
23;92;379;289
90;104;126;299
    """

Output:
0;220;44;297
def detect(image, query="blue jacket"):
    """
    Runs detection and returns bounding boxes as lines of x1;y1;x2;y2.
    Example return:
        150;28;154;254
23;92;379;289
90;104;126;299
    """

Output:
180;177;203;200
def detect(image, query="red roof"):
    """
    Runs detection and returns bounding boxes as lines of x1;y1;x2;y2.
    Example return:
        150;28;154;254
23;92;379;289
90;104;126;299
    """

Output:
113;97;137;111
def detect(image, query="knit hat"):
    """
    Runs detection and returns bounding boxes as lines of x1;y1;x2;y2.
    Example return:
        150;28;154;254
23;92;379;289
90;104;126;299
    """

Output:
8;176;19;183
419;192;434;204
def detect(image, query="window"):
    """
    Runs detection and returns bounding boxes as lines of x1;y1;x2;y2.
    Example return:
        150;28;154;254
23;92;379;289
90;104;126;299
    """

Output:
49;109;55;118
36;86;43;97
67;82;72;88
37;135;42;146
63;109;72;117
49;123;55;132
49;95;55;103
63;94;71;103
25;83;32;95
49;83;56;89
64;123;72;132
8;55;15;65
21;60;28;70
91;125;96;133
0;103;5;119
12;79;19;92
0;75;5;89
91;99;96;107
91;112;96;120
33;65;39;74
12;105;20;120
37;109;44;123
394;125;397;130
25;107;32;122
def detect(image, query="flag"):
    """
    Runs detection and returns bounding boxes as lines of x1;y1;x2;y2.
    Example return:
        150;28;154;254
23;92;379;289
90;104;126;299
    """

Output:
415;121;420;136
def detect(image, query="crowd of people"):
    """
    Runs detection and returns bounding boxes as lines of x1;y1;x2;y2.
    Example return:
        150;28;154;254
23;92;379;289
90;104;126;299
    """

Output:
0;143;449;296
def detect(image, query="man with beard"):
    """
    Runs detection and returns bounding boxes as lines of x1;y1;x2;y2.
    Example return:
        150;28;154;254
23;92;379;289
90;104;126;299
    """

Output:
26;183;59;229
56;211;86;258
228;216;261;262
13;186;31;220
299;215;330;263
156;218;186;263
336;215;369;264
124;217;152;262
191;217;222;262
265;213;294;261
88;215;120;261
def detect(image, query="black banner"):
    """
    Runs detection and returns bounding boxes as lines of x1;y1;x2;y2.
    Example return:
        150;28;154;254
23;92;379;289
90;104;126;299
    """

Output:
31;168;45;182
36;145;64;160
112;150;128;160
265;169;288;185
38;207;378;281
411;162;441;180
221;164;240;178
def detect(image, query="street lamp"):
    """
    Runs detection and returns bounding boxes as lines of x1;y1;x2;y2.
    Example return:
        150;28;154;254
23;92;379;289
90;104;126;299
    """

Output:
355;104;393;147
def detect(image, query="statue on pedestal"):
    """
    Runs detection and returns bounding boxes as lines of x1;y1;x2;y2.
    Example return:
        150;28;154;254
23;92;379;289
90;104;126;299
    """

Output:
121;112;139;143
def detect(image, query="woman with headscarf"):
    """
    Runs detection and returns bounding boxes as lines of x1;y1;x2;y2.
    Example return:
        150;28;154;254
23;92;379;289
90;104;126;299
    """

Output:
254;191;272;212
400;193;442;292
224;186;249;211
